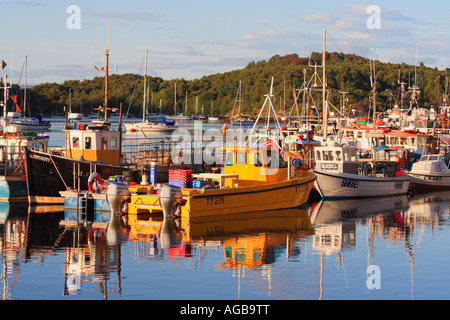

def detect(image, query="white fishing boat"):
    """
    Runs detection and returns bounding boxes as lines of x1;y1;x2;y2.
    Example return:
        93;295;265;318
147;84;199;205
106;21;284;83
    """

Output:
408;154;450;192
313;140;411;199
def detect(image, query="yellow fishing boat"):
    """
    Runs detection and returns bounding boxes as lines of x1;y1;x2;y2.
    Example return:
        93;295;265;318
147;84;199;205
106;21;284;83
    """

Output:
125;146;316;219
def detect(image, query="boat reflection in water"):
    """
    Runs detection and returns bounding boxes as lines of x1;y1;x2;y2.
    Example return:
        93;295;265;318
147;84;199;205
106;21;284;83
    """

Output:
24;205;127;298
125;207;314;268
2;190;450;299
310;195;410;254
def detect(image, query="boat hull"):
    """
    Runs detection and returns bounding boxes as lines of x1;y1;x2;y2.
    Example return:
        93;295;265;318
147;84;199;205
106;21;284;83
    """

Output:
181;174;316;218
24;149;126;204
124;123;177;134
408;173;450;192
313;171;411;199
0;177;28;202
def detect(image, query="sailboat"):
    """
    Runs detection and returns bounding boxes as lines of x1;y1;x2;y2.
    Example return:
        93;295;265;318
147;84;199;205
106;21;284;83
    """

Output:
167;84;192;121
24;25;129;204
6;56;51;133
230;81;253;127
208;101;219;121
0;59;50;201
124;50;178;134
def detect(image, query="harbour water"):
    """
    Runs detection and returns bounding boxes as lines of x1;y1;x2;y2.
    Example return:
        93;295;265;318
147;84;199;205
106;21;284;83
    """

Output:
1;118;450;301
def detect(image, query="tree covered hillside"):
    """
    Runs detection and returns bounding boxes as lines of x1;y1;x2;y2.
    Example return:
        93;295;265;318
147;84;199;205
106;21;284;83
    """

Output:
22;52;448;118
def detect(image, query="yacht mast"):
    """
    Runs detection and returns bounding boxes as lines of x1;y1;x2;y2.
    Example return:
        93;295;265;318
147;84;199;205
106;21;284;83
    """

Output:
143;49;148;122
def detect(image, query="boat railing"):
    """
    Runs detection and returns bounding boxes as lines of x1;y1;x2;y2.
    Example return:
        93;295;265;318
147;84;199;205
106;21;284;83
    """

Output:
121;136;229;172
0;145;27;177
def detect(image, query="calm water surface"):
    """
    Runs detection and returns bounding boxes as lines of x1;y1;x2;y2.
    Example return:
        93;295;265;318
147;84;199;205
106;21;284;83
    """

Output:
2;191;450;300
2;118;450;301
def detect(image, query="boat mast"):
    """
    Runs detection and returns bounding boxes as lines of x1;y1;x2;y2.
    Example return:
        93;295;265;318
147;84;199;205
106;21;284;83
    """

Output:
95;25;116;122
24;56;27;118
104;25;110;121
369;48;377;123
143;49;148;122
1;60;10;137
322;29;328;140
174;82;177;115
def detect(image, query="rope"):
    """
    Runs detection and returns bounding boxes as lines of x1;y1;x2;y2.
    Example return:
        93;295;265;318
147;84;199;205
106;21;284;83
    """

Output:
48;154;69;190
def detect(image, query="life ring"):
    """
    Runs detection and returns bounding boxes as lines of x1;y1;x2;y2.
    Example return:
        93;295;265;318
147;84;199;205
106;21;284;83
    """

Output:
291;158;301;168
88;172;104;194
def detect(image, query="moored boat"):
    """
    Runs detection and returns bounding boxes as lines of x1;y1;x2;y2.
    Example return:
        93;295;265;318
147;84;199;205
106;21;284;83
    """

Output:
313;140;411;199
408;154;450;192
124;50;178;134
24;27;131;205
0;60;50;202
126;145;316;219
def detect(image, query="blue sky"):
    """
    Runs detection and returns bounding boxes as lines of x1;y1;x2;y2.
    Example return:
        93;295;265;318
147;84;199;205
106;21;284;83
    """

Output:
1;0;449;85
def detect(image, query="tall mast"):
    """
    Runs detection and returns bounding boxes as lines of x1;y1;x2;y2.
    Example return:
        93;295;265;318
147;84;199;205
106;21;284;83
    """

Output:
322;29;328;140
95;24;116;122
24;56;27;117
143;49;148;122
104;25;109;121
174;82;177;115
1;60;9;137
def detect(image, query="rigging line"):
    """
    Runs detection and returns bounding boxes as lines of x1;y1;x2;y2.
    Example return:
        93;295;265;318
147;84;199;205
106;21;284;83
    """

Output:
325;30;373;92
124;54;145;121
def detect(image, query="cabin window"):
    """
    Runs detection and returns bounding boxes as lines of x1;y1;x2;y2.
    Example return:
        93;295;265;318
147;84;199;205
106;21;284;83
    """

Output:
316;150;321;161
254;153;263;167
418;138;425;146
225;152;233;166
389;137;399;145
350;150;356;161
323;150;334;161
335;150;342;161
429;155;438;161
411;138;415;145
111;137;117;150
266;150;287;168
101;137;107;150
72;137;79;149
85;137;91;149
236;152;247;164
400;138;408;145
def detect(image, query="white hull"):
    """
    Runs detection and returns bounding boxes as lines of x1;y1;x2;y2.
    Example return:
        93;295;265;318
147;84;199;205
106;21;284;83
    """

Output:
167;115;192;121
124;122;177;134
313;171;411;199
6;123;51;132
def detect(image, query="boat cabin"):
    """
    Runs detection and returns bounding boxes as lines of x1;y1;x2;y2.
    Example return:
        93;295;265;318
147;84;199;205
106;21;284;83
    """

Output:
314;140;358;175
65;114;121;166
222;146;289;186
410;154;450;175
384;131;436;158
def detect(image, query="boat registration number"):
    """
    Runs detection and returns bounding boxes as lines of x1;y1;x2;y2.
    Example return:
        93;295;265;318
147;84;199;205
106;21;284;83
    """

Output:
341;179;359;188
424;176;442;181
206;196;225;205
